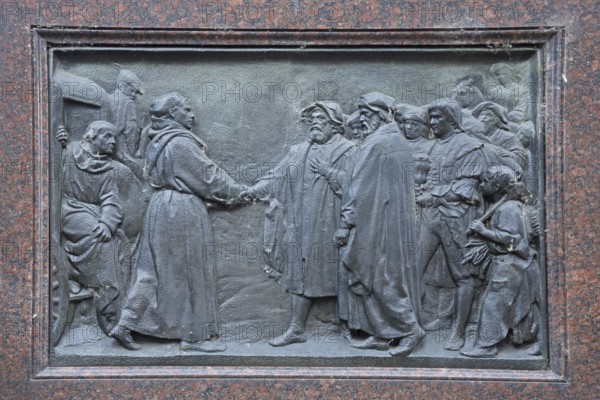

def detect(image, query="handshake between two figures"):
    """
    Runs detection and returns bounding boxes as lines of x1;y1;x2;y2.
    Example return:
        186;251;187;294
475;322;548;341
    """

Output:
229;183;272;206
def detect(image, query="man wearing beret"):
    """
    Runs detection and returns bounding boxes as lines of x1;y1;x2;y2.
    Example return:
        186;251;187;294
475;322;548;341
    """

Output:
253;101;356;347
335;92;424;357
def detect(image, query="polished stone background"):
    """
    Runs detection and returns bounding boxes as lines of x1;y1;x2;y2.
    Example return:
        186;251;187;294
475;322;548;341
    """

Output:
0;0;597;398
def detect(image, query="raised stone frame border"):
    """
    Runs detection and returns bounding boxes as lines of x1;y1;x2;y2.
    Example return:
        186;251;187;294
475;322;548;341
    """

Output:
31;27;566;382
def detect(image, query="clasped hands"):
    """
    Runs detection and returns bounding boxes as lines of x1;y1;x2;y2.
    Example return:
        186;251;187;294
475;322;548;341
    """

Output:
93;222;112;242
233;184;271;206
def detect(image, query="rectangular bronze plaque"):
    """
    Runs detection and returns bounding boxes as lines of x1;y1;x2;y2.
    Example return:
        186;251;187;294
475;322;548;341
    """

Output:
47;46;547;371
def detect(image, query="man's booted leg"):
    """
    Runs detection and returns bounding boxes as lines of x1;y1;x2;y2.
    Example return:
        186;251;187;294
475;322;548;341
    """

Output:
269;294;311;347
444;278;475;351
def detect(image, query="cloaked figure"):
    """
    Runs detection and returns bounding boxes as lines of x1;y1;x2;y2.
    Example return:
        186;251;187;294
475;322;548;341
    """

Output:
335;92;424;357
253;101;355;347
110;92;253;352
111;69;144;158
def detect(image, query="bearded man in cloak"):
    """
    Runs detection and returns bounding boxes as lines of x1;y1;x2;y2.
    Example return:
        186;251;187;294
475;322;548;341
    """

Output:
335;92;424;357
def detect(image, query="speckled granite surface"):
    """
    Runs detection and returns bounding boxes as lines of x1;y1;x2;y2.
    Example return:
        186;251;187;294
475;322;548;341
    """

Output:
0;0;598;398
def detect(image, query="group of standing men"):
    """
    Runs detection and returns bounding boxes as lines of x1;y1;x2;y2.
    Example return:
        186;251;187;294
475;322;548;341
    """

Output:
57;63;542;358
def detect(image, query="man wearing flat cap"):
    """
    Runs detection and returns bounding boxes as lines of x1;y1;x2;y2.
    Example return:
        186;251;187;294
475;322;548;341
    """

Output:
335;92;424;357
416;98;486;351
472;101;528;173
401;105;435;156
252;101;355;347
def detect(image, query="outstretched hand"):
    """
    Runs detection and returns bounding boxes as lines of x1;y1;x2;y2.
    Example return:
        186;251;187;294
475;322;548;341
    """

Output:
247;184;271;204
236;188;256;205
415;192;434;207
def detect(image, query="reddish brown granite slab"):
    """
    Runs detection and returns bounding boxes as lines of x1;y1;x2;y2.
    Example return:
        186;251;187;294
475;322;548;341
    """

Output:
0;0;598;398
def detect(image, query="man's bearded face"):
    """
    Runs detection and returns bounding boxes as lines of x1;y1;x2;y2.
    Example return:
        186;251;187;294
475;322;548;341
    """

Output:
359;106;383;136
308;109;336;144
479;110;498;134
350;122;363;141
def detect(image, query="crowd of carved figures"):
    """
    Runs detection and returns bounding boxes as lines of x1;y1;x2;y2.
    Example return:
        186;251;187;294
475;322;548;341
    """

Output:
54;62;543;358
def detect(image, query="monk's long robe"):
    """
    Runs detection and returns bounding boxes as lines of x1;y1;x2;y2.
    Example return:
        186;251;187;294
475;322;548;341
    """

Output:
119;118;245;342
61;141;131;334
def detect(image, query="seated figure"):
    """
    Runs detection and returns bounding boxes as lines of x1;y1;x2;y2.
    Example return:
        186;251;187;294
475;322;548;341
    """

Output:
57;121;132;336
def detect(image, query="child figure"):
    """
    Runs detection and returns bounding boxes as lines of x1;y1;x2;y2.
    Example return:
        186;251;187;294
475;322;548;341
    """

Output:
460;165;540;358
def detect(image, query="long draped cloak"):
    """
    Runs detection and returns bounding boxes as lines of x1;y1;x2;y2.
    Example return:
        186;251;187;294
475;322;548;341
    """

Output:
119;118;245;342
259;134;355;298
61;141;131;333
338;122;422;339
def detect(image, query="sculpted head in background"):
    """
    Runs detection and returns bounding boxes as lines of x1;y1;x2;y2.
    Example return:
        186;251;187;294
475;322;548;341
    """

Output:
301;101;345;144
345;110;363;142
427;98;463;140
490;62;520;87
472;101;511;135
83;121;117;156
116;69;144;100
401;106;430;141
149;92;196;129
358;92;395;136
452;74;485;109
